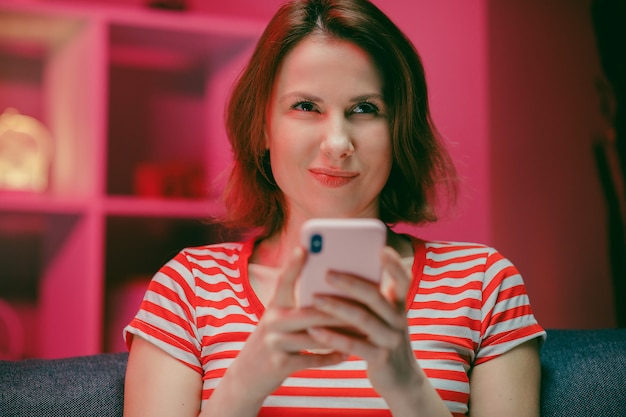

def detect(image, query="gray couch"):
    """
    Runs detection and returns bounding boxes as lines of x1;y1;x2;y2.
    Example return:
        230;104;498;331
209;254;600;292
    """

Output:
1;329;625;417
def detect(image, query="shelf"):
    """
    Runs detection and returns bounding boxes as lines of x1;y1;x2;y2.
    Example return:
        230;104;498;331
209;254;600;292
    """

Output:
105;14;258;199
0;222;44;300
0;6;105;200
0;209;96;358
108;18;257;70
106;60;209;197
0;8;84;57
104;195;223;218
0;0;260;359
0;192;90;215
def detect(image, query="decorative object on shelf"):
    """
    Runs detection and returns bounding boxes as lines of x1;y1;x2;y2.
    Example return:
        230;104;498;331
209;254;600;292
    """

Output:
0;108;53;193
147;0;187;11
134;160;206;199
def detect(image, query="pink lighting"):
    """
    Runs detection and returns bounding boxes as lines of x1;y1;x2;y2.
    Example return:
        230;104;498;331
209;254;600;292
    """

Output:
0;0;617;359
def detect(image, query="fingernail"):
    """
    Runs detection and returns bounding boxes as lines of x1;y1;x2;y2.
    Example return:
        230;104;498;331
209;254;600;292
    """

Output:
307;327;321;336
327;272;339;283
313;295;329;309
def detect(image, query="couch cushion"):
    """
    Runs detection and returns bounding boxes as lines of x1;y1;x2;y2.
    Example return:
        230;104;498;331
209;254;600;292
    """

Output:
541;328;626;417
1;330;625;416
0;352;127;417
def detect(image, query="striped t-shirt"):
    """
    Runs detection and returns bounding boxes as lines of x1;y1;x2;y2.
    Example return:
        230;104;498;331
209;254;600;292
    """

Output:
124;237;545;416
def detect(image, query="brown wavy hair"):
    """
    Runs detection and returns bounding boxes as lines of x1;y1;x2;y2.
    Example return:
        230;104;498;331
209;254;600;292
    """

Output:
220;0;457;237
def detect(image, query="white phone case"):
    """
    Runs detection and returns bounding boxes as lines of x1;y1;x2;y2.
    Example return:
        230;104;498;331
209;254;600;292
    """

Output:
297;218;387;307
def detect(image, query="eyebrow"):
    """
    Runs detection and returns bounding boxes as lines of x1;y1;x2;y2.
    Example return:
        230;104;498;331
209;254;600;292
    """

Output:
279;92;384;104
278;92;322;104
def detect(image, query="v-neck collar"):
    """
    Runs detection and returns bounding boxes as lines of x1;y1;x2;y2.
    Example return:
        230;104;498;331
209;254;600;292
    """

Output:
237;235;427;317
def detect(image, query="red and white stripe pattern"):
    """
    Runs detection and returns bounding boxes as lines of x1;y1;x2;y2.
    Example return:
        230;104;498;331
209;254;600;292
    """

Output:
124;238;545;416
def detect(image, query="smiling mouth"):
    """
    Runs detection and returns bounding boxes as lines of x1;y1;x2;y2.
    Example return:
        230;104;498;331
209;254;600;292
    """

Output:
309;169;359;187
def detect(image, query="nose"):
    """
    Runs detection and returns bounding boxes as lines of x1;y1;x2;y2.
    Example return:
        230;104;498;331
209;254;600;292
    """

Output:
320;115;354;159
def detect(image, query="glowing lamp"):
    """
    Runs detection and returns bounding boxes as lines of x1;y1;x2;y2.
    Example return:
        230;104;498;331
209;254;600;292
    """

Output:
0;108;53;193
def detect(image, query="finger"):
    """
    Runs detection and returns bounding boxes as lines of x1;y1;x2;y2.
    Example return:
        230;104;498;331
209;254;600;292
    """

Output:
271;247;306;308
312;295;405;344
380;246;411;307
322;272;406;330
259;342;347;377
266;330;339;353
287;349;348;370
308;326;401;360
263;306;352;333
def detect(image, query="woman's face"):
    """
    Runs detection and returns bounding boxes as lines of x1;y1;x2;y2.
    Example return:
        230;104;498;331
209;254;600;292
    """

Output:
266;35;392;223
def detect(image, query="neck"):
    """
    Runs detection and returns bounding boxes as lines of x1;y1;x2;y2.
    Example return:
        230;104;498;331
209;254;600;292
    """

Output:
250;216;413;267
250;217;304;267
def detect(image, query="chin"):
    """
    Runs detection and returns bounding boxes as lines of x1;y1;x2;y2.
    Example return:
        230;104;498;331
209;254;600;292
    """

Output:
307;205;377;220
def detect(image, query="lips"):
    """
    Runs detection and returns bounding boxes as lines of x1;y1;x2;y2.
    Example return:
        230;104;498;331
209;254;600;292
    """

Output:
309;168;359;187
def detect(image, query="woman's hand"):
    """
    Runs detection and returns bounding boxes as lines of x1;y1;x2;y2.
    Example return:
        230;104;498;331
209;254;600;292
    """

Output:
201;247;347;416
305;246;416;386
306;246;452;416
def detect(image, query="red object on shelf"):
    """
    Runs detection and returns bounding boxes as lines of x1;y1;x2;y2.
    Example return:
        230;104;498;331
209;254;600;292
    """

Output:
134;161;206;199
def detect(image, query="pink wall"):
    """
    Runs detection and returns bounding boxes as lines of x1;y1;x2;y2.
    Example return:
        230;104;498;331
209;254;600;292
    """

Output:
381;1;491;245
488;0;615;328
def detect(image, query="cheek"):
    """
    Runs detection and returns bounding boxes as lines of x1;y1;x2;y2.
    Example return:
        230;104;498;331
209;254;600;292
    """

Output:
366;130;393;186
267;130;306;181
268;121;317;159
360;125;392;164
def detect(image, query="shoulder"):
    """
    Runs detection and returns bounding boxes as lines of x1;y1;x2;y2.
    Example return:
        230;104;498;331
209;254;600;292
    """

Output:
173;240;251;266
156;241;248;284
180;241;247;263
415;239;517;284
422;240;493;253
420;240;501;265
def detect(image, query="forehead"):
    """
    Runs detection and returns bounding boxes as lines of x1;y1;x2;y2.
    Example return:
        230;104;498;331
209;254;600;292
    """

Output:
273;35;383;95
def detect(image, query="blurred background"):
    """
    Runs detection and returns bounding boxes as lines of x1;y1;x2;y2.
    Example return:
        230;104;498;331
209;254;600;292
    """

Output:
0;0;624;360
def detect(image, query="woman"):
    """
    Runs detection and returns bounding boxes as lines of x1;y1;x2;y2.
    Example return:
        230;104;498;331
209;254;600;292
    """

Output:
123;1;545;416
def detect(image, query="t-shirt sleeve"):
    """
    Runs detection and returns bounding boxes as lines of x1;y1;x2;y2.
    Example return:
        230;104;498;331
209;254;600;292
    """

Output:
473;248;546;365
123;250;203;374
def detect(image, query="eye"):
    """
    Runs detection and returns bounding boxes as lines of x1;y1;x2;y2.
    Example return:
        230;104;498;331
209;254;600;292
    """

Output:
351;101;380;115
292;101;318;112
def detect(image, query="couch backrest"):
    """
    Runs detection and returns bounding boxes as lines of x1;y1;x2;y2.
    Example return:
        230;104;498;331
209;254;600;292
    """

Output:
0;352;128;417
540;329;626;417
0;329;625;417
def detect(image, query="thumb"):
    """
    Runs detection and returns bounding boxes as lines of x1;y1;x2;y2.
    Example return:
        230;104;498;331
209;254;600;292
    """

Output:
271;246;307;308
380;246;410;308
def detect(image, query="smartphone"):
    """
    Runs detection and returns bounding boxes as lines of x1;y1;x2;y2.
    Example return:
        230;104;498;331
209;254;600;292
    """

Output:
297;218;387;307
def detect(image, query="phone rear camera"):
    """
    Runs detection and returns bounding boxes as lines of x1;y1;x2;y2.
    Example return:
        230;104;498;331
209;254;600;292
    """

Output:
310;234;323;253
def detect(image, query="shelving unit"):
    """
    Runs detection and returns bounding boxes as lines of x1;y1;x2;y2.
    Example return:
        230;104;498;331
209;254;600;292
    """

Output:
0;0;261;359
